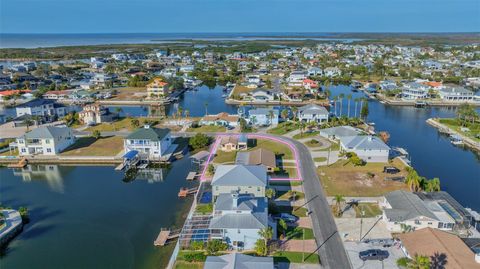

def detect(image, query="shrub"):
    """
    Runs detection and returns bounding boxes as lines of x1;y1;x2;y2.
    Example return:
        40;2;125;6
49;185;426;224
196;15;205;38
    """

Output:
183;252;207;262
396;257;409;267
206;239;228;255
189;241;205;251
92;130;101;139
189;133;210;150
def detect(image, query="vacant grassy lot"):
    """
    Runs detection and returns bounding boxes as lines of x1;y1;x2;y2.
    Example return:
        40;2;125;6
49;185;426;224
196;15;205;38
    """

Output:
354;203;382;218
267;122;298;135
187;125;226;133
438;118;480;142
85;117;153;132
231;85;254;97
111;87;147;100
251;138;294;160
273;251;320;264
212;150;237;164
61;136;124;156
318;158;409;196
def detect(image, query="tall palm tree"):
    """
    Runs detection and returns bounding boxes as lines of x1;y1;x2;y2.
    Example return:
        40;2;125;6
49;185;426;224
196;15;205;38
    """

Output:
185;109;190;120
405;168;421;192
338;93;345;117
291;106;298;122
333;194;345;217
333;96;338;117
354;98;359;118
268;110;275;126
258;227;273;255
347;94;352;118
359;98;365;120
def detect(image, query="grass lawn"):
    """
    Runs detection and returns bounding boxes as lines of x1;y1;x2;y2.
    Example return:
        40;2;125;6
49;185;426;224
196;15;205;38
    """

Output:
354;203;382;218
269;180;303;187
318;158;409;196
284;227;315;240
438;118;480;142
267;122;298;135
231;85;254;97
85;117;154;132
0;149;18;156
174;261;204;269
273;251;320;264
273;167;298;178
251;138;294;160
315;142;340;151
277;190;305;201
61;136;124;156
212;150;237;164
195;203;213;215
292;131;319;140
313;157;327;162
187;125;226;133
175;250;207;269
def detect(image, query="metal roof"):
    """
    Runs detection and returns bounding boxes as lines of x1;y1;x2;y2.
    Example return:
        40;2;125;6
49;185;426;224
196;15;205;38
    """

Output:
204;253;273;269
384;190;438;222
126;126;170;141
212;165;267;187
23;126;72;139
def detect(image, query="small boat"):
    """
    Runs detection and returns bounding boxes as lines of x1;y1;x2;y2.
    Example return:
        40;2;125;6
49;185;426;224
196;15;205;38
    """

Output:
414;101;427;108
450;134;463;145
221;94;228;98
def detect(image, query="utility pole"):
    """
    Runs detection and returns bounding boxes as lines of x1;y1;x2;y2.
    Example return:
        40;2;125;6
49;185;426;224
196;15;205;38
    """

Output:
360;209;365;241
302;228;305;263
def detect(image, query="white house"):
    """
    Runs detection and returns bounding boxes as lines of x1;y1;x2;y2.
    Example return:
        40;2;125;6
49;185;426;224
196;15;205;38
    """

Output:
209;192;273;250
438;87;475;101
297;104;329;123
124;125;172;160
381;190;455;233
247;108;279;126
324;67;341;77
211;165;268;197
16;126;75;156
339;135;390;163
401;82;429;100
288;70;307;87
15;99;68;120
250;89;276;102
204;253;273;269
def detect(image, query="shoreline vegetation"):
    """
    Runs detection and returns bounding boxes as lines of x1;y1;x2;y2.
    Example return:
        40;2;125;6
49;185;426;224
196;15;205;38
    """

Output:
1;33;479;60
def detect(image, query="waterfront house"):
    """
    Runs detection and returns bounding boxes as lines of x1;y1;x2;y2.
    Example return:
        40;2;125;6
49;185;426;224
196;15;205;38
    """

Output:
211;165;268;197
397;228;480;269
146;78;169;99
204;253;274;269
401;82;429;100
15;99;67;121
439;86;475;101
302;79;319;91
209;192;273;250
200;112;239;127
324;67;341;77
287;70;307;87
235;148;276;172
42;90;71;100
250;89;276;102
308;67;323;76
319;126;363;140
297;104;329;123
91;73;114;87
78;104;117;125
247;108;279;126
339;135;390;163
16;126;75;156
219;135;248;152
124;125;172;160
381;190;455;233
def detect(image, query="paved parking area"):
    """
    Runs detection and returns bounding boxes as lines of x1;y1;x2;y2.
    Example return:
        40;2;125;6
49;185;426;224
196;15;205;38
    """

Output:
344;241;405;269
335;218;392;242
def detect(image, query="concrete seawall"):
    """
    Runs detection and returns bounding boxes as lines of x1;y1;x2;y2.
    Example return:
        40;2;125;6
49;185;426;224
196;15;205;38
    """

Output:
426;118;480;152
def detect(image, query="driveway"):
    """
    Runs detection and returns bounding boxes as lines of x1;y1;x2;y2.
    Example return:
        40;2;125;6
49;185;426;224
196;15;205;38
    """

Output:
344;241;404;269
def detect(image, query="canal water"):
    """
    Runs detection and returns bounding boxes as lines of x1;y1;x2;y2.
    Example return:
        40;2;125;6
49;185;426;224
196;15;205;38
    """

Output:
328;85;480;212
0;156;197;269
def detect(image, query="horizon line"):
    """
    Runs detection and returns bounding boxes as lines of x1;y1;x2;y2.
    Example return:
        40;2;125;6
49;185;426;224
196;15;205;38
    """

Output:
1;31;480;35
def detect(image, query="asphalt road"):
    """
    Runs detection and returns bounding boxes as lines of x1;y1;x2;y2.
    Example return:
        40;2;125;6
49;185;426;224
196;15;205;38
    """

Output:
284;137;352;269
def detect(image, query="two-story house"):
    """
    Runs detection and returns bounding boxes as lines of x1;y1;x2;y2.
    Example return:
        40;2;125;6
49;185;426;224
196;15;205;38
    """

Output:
123;125;172;160
211;165;268;198
16;126;75;156
247;108;279;126
15;99;68;121
147;78;169;99
339;135;390;163
297;104;329;123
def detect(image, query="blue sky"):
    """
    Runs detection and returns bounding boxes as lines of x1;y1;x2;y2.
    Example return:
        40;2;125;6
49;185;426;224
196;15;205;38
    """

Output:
1;0;479;33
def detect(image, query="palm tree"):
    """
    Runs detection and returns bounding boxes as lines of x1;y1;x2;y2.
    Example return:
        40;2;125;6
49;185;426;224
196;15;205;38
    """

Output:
333;194;345;217
299;121;306;136
359;98;365;120
281;109;289;125
354;98;359;118
347;94;352;118
407;254;431;269
278;219;288;238
268;110;275;126
250;115;257;126
291;106;298;122
332;96;338;116
185;109;190;120
405;168;421;192
427;177;441;192
338;93;345;117
258;227;273;255
23;118;33;132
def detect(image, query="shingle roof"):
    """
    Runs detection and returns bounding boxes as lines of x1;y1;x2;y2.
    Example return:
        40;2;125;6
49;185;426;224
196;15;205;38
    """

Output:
398;228;480;269
384;190;438;222
204;253;273;269
212;165;267;187
23;126;72;139
126;126;170;141
246;148;276;168
340;135;390;151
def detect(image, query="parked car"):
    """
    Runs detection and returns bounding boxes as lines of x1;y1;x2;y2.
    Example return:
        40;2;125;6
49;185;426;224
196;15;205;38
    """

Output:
278;213;298;223
383;166;400;174
359;249;389;261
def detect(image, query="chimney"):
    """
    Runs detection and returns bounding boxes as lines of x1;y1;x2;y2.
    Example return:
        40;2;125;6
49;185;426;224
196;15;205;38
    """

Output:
232;192;239;208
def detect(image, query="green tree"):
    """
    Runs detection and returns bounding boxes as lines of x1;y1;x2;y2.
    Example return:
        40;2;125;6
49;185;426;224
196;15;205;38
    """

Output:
333;194;345;217
278;219;288;238
360;99;369;120
130;118;140;129
254;239;267;256
257;227;273;256
207;164;215;175
239;118;248;132
265;188;276;199
405;167;421;192
347;94;352;118
281;109;289;129
407;254;430;269
206;239;228;255
291;106;298;122
189;133;210;150
92;130;101;139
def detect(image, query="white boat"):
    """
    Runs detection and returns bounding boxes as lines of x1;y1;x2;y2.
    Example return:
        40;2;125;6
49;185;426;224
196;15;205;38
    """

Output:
450;134;463;145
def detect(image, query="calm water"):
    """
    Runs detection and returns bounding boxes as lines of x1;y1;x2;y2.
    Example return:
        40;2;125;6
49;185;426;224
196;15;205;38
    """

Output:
328;85;480;211
0;33;363;48
0;157;196;269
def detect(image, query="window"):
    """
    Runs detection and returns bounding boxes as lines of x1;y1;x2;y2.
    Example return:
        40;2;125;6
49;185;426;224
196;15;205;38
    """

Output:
21;148;26;153
47;148;52;153
18;139;24;144
45;139;50;144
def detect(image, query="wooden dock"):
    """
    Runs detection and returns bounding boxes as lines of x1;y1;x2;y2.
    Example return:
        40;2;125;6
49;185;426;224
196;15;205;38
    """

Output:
7;157;28;168
178;187;198;197
154;229;181;246
186;172;199;181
